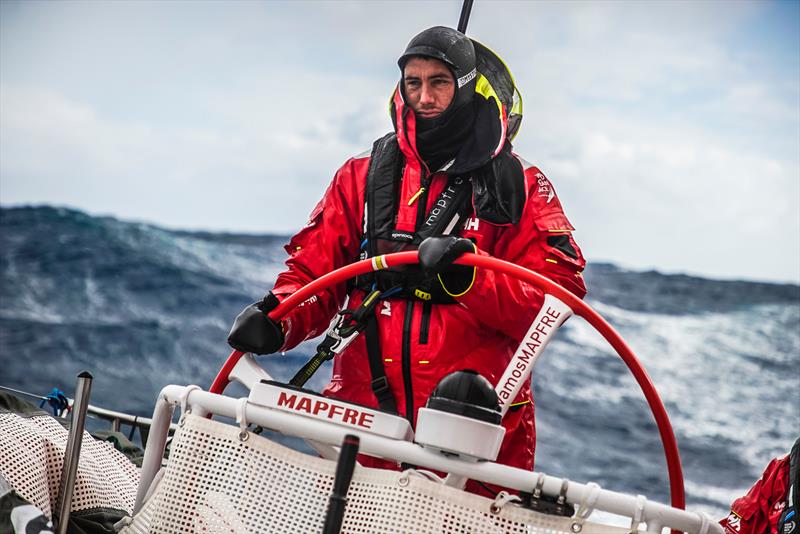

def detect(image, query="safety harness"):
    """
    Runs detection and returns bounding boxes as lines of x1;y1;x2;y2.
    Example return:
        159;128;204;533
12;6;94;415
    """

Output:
289;287;401;414
354;132;474;303
292;132;474;415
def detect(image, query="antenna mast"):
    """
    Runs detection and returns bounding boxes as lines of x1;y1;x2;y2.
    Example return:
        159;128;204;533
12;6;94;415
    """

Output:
457;0;474;33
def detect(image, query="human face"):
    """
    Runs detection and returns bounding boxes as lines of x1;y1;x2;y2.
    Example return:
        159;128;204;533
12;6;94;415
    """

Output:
402;57;455;119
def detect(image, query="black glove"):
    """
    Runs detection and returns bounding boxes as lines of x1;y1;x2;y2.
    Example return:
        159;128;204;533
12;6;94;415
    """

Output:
418;236;476;297
227;292;285;355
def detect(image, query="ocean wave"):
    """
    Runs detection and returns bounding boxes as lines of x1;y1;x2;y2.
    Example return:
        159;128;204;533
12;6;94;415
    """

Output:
2;205;798;520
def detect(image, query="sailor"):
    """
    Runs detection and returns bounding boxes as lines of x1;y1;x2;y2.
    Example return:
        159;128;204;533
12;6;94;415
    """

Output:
227;26;586;495
719;437;798;534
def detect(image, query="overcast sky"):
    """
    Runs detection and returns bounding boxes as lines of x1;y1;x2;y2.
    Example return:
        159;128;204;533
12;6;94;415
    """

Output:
1;0;798;283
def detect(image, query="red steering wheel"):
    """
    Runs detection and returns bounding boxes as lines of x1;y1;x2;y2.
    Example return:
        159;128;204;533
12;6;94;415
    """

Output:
210;251;685;515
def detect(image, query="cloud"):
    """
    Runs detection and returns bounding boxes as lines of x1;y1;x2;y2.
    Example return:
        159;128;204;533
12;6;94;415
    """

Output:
0;68;390;233
515;88;799;282
1;0;797;282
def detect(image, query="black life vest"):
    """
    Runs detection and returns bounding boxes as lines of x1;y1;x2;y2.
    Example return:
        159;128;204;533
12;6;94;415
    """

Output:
353;132;474;303
349;130;525;416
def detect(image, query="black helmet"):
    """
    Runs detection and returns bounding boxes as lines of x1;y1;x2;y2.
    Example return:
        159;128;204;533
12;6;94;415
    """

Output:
398;26;477;110
392;26;524;187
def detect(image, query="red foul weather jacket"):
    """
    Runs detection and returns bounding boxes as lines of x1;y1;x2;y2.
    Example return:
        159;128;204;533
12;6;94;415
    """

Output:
270;87;587;481
720;454;791;534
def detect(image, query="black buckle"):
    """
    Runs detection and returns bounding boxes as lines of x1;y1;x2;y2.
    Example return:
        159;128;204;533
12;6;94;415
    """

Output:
369;376;398;414
370;376;391;396
317;334;338;354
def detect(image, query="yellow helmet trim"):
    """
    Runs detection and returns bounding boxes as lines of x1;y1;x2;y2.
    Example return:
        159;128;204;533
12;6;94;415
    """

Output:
475;73;503;121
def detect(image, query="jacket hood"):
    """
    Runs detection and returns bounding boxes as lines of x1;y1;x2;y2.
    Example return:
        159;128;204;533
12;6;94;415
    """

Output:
391;35;523;176
398;26;477;115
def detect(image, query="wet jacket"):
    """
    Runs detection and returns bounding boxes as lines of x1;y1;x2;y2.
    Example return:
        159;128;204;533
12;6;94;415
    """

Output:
719;448;794;534
270;86;587;476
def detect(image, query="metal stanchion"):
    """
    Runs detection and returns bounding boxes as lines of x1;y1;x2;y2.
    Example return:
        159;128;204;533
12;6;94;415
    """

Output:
322;434;360;534
56;371;93;534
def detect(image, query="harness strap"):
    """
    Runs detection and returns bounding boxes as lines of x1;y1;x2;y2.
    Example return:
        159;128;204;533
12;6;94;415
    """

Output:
357;132;474;303
289;290;381;388
289;287;400;415
414;175;473;243
366;133;403;258
289;311;357;388
289;339;336;388
364;311;398;414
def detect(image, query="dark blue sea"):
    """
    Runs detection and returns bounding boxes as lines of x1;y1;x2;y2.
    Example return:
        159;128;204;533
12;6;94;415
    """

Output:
1;205;798;521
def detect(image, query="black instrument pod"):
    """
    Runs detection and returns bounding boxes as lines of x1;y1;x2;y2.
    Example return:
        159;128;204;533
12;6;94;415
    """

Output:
426;369;501;425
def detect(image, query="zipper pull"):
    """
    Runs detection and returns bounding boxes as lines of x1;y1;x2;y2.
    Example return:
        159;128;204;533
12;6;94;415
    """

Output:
407;187;425;206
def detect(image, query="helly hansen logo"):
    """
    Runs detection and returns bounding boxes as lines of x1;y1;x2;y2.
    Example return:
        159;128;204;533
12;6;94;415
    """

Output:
464;217;479;231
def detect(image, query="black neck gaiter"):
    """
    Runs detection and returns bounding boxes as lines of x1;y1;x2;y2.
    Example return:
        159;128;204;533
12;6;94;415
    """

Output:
415;99;476;172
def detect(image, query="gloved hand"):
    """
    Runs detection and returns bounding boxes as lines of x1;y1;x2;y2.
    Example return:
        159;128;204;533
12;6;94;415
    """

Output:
227;292;285;355
418;236;477;297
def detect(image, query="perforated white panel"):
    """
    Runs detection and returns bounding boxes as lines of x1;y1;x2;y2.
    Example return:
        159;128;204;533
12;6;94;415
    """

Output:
132;414;634;534
0;412;140;519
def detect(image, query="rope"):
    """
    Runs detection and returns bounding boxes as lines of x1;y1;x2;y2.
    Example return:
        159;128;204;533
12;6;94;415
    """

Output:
630;494;647;533
397;468;444;485
236;398;250;442
179;385;202;417
490;491;521;514
571;481;601;532
696;511;712;534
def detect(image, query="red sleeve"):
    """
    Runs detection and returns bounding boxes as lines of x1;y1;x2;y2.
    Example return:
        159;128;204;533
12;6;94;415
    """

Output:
719;455;790;534
270;157;367;350
457;165;587;341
